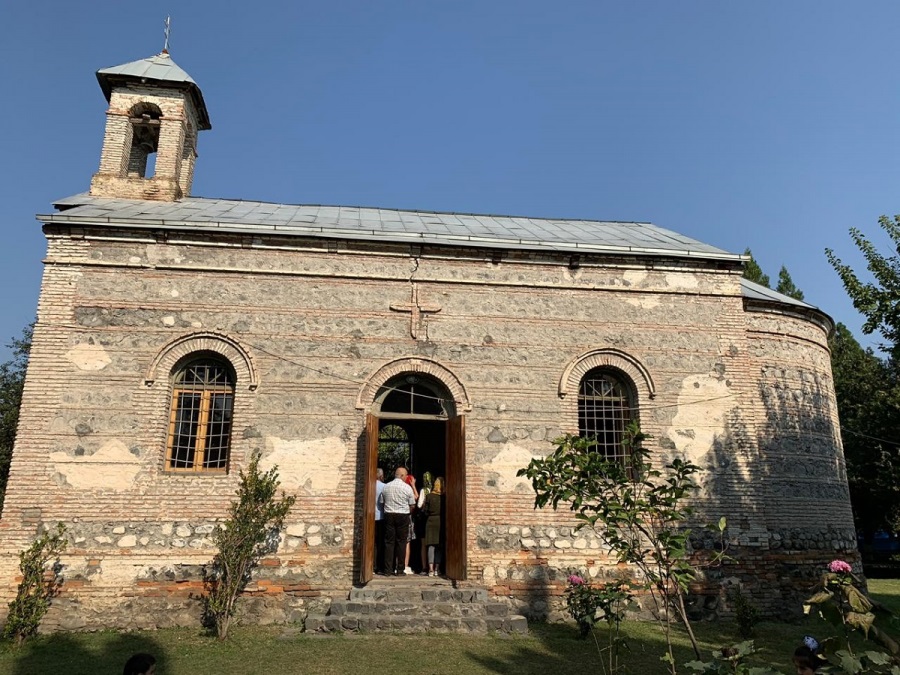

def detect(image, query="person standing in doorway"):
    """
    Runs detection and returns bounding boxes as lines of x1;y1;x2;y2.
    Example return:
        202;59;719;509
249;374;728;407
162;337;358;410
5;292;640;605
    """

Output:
423;477;445;577
379;467;416;575
374;468;386;574
403;472;419;574
416;472;433;574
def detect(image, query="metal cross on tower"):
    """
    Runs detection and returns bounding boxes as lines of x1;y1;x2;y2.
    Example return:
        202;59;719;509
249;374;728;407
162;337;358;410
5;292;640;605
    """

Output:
163;16;171;53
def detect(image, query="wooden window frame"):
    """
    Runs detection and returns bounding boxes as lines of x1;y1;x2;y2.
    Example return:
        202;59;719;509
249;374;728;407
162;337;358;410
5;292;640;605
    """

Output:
165;359;235;474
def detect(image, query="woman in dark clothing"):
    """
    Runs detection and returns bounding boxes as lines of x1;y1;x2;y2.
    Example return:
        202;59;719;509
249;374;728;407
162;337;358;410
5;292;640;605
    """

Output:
423;477;445;576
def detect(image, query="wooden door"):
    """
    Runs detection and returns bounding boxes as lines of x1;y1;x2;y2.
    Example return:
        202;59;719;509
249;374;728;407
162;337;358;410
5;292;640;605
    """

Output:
359;413;379;584
445;415;467;580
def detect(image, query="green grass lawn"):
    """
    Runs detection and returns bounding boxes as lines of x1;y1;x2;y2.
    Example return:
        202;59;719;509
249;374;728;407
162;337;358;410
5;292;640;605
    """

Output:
2;580;898;675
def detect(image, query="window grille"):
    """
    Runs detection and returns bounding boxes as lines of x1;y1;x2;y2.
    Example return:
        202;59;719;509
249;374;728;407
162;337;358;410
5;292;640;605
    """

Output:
166;358;234;472
378;423;411;473
578;369;632;462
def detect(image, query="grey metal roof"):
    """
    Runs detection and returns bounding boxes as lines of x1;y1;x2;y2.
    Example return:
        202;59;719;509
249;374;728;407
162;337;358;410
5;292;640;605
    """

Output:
96;53;211;130
46;193;741;261
740;278;817;309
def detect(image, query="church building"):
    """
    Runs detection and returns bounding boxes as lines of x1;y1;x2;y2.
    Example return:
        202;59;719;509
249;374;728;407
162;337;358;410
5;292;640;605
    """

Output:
0;50;857;631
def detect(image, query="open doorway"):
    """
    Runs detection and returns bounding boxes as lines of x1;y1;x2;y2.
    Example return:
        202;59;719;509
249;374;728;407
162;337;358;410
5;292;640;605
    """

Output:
377;418;445;576
378;419;446;486
359;374;466;584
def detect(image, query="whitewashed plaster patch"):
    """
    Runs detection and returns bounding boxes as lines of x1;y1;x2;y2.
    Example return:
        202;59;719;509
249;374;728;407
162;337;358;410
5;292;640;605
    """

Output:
49;439;141;490
622;270;648;286
64;343;111;371
665;374;732;463
664;273;700;290
262;436;346;494
485;443;537;493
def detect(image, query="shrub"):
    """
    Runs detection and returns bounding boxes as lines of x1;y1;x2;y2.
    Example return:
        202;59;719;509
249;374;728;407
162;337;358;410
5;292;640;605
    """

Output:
730;587;760;638
2;523;67;645
203;455;295;640
565;574;633;674
565;574;633;637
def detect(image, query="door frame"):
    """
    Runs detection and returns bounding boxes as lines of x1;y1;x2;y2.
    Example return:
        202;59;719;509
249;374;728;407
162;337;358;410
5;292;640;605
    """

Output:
359;413;466;584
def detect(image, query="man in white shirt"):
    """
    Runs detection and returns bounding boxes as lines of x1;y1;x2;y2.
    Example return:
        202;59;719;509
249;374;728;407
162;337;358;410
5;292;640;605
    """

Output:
378;467;416;575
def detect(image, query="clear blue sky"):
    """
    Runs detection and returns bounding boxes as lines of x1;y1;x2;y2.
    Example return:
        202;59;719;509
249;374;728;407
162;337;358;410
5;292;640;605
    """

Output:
1;1;898;360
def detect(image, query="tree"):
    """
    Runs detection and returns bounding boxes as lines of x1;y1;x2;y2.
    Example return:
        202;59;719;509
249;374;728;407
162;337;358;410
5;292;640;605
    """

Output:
203;454;295;640
0;324;32;515
826;215;900;359
742;248;770;288
826;218;900;540
776;265;805;301
518;425;726;672
830;323;900;540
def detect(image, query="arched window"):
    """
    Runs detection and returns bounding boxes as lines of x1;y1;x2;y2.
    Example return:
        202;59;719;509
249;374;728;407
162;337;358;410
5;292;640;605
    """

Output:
377;375;448;417
578;368;634;462
166;355;235;472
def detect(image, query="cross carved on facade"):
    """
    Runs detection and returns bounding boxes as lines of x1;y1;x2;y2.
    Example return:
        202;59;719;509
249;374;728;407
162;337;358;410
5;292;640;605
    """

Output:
390;283;442;340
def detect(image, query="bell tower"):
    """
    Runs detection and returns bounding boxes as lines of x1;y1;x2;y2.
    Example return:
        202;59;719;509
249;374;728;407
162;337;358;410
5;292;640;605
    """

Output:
89;51;211;201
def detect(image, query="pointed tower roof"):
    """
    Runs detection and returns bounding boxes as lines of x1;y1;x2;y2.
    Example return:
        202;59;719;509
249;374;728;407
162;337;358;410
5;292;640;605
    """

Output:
96;52;211;130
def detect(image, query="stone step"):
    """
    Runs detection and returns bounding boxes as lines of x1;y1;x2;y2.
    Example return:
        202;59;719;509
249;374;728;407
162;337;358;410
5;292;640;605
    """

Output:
301;580;528;635
348;587;490;604
329;599;510;618
304;613;529;635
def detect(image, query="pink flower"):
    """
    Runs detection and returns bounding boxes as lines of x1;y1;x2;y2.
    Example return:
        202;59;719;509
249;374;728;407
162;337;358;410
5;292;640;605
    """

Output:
828;560;852;574
568;574;585;586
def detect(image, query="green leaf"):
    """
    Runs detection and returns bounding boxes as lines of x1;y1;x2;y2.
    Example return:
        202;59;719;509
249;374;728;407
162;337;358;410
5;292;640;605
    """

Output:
682;661;709;672
864;650;891;665
836;649;863;674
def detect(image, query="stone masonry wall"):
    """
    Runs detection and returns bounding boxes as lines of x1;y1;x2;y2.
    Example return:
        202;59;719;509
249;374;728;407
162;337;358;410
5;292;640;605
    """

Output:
0;225;856;629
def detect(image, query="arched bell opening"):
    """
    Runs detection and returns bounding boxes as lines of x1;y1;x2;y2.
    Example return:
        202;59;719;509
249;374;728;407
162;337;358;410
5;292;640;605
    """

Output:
127;102;163;178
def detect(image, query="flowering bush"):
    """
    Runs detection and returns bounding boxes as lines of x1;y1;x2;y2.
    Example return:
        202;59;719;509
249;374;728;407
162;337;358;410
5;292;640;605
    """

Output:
805;559;900;673
829;559;853;574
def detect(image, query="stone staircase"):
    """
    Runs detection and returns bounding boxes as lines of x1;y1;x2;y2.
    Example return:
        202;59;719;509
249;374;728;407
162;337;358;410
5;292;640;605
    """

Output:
304;577;528;634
